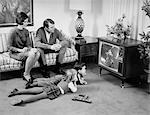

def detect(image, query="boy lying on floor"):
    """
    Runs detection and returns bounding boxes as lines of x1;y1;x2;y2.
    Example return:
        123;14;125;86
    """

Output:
8;63;87;106
74;63;87;85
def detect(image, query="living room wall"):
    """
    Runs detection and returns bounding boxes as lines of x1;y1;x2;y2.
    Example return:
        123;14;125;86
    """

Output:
0;0;105;38
0;0;146;40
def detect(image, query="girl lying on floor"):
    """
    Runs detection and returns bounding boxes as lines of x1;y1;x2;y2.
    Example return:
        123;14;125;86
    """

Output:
25;62;87;89
8;63;87;106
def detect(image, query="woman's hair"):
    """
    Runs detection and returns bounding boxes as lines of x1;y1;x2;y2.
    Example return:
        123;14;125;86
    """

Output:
43;18;55;28
74;62;86;71
16;12;28;25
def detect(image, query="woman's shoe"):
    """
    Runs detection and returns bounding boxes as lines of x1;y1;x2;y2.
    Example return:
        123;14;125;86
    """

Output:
23;75;34;83
23;76;28;81
23;75;32;82
25;77;33;89
8;88;18;97
25;81;33;89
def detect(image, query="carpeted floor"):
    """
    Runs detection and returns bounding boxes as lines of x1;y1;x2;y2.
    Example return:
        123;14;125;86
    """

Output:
0;63;150;115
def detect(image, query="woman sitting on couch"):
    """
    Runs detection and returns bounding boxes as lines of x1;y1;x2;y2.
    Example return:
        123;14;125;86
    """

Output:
8;12;40;83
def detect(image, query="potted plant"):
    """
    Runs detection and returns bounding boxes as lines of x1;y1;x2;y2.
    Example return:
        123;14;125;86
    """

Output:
138;31;150;70
106;14;132;41
138;0;150;84
138;0;150;69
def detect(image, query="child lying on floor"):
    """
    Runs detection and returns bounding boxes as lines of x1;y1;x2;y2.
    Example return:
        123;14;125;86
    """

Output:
25;62;87;89
8;63;87;106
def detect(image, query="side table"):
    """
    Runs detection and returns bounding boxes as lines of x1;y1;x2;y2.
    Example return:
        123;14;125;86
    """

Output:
75;36;98;63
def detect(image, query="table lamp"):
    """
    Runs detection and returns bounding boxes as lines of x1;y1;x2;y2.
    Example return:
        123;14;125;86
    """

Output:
69;0;91;43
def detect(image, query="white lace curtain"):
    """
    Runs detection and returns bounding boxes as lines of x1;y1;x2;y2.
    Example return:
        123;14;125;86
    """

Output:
104;0;149;40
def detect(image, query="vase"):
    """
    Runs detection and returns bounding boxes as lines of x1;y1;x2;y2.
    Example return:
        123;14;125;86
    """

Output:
75;11;85;39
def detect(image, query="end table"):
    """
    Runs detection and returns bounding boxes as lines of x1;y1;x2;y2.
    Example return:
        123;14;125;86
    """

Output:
75;36;98;63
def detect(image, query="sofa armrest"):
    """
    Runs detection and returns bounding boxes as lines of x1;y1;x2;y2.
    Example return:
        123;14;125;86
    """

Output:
69;44;76;53
60;30;76;46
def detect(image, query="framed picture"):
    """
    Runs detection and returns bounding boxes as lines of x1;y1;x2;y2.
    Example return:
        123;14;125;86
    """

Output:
0;0;33;27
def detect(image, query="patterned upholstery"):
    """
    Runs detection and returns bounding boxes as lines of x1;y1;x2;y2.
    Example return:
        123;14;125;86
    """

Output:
0;33;9;53
0;32;78;72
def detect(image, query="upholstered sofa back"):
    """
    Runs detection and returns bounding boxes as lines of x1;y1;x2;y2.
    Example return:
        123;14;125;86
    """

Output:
0;33;10;53
0;31;78;73
0;31;36;53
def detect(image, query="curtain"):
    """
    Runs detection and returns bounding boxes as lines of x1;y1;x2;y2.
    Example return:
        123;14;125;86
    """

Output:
105;0;148;40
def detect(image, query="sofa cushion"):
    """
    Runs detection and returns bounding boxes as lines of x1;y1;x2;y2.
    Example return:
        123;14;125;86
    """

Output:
42;48;78;66
0;53;22;72
62;48;78;63
0;47;78;72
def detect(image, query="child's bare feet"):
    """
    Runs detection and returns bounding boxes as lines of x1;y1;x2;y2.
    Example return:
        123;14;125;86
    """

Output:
10;99;23;106
8;88;18;97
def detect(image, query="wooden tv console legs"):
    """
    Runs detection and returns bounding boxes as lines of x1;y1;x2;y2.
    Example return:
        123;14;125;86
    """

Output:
100;67;150;93
99;67;125;88
120;79;125;88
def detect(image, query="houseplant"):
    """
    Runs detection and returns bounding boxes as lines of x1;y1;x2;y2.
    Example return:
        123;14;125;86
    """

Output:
138;0;150;70
138;0;150;85
106;14;132;41
138;31;150;70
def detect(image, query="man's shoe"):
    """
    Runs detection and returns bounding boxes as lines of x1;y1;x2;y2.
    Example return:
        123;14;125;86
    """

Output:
40;68;50;78
43;73;50;78
55;69;65;75
40;65;50;78
41;70;50;78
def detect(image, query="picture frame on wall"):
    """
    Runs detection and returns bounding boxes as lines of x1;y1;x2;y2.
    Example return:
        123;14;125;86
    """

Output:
0;0;33;27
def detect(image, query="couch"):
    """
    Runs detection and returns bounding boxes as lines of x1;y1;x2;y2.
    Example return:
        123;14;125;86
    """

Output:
0;31;78;73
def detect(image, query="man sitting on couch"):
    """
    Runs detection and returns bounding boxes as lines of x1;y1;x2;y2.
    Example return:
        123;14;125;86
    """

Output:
35;18;72;76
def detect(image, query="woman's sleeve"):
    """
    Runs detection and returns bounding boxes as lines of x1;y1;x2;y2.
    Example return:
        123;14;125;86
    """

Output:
26;30;32;48
8;30;19;52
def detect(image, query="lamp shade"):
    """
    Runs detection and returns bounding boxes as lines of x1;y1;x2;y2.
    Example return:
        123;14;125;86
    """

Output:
69;0;91;11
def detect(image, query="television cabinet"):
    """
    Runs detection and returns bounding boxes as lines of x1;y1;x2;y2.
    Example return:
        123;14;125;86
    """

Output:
98;37;142;88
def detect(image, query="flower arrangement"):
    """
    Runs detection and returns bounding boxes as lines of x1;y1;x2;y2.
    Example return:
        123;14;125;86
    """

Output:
142;0;150;18
106;14;132;40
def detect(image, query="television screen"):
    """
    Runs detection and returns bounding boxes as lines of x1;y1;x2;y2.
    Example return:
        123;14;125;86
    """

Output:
99;41;123;73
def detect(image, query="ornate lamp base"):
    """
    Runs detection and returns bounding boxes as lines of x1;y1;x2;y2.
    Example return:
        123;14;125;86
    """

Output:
75;10;86;44
75;37;86;44
75;11;85;39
